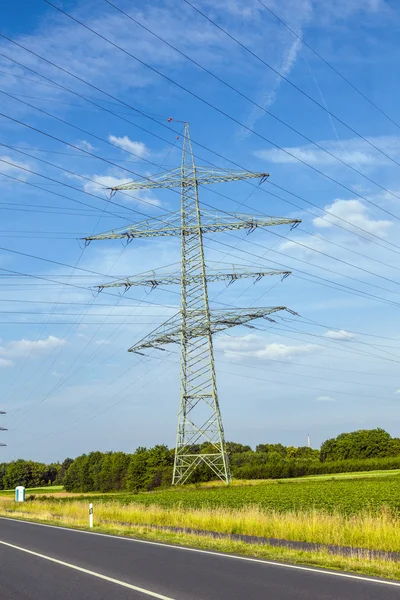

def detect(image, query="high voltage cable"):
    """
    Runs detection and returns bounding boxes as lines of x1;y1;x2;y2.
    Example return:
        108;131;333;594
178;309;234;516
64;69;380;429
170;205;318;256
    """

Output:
0;112;183;220
153;349;400;393
17;358;174;444
0;162;123;417
0;67;167;118
6;243;134;427
1;91;173;118
289;227;400;276
12;330;393;439
1;43;399;257
0;169;130;222
16;326;399;443
5;144;173;163
5;134;185;425
161;259;400;360
0;298;163;307
0;89;172;175
5;204;400;339
14;315;400;439
296;316;400;342
1;27;398;426
204;178;400;258
181;0;400;172
39;3;400;223
4;140;400;306
201;199;400;292
4;147;400;310
6;93;400;272
5;222;400;317
269;323;400;360
216;350;400;378
254;324;400;365
2;29;400;249
104;0;400;209
0;267;177;309
257;0;400;131
9;278;180;431
205;235;400;310
2;166;400;318
5;159;400;301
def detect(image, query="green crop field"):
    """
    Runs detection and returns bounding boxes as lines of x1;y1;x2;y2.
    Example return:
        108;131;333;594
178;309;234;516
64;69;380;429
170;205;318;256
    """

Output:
0;486;64;497
46;473;400;516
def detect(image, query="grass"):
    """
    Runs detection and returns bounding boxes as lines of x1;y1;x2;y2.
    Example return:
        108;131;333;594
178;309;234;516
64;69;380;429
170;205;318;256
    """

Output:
2;496;400;552
0;486;64;497
1;498;400;581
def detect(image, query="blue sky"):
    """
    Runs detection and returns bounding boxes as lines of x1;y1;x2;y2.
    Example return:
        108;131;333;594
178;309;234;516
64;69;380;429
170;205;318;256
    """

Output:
0;0;400;462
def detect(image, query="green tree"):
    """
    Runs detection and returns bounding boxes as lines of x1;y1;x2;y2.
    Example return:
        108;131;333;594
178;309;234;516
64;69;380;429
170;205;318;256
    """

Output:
56;458;73;485
320;428;392;462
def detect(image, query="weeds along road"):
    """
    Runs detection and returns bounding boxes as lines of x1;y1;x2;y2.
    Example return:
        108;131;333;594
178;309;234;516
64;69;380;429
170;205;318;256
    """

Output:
0;518;399;599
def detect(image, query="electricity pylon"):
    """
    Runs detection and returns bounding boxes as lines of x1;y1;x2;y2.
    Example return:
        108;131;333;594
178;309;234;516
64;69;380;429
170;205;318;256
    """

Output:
85;123;300;485
0;411;6;447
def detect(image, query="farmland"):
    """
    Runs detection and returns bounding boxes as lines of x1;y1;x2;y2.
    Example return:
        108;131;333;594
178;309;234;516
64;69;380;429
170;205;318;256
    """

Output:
51;472;400;516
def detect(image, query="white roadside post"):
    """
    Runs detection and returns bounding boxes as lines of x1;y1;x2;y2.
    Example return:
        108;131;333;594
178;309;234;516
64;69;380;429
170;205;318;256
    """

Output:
89;503;93;528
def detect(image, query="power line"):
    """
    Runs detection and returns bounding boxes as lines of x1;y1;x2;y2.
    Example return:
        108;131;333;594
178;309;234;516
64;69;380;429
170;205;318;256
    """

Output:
6;133;400;311
104;0;400;210
181;0;400;172
5;144;400;314
253;323;400;365
6;89;400;273
215;349;400;379
2;38;399;258
41;2;400;224
257;0;400;132
201;199;400;294
4;135;186;425
207;234;400;310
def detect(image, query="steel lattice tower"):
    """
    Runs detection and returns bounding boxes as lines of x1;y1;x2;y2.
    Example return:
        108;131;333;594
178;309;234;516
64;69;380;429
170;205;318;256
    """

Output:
85;123;300;485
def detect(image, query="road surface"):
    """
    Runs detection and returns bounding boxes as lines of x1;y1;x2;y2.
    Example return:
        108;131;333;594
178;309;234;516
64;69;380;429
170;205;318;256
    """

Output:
0;517;399;599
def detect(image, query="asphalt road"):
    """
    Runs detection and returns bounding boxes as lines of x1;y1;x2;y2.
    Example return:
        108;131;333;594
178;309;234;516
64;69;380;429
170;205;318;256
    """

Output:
0;518;399;599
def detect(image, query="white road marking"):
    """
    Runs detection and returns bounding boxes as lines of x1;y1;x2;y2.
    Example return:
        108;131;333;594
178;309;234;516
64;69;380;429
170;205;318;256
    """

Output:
0;516;399;588
0;538;176;599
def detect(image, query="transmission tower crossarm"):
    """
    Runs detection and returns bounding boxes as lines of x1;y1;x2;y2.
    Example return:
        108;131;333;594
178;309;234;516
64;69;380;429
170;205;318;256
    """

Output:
108;167;270;192
96;269;291;290
83;214;300;242
128;306;292;353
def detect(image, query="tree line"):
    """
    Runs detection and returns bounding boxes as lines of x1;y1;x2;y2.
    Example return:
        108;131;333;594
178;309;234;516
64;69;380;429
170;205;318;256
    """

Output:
1;428;399;492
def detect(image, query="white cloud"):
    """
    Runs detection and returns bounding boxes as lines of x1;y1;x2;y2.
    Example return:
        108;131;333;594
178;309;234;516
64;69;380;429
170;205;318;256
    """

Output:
312;199;392;238
324;329;355;341
77;140;95;152
395;389;400;395
0;335;66;359
0;358;13;368
316;396;337;402
253;343;318;359
108;135;149;158
83;175;161;207
215;334;318;360
254;135;400;169
0;155;31;177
